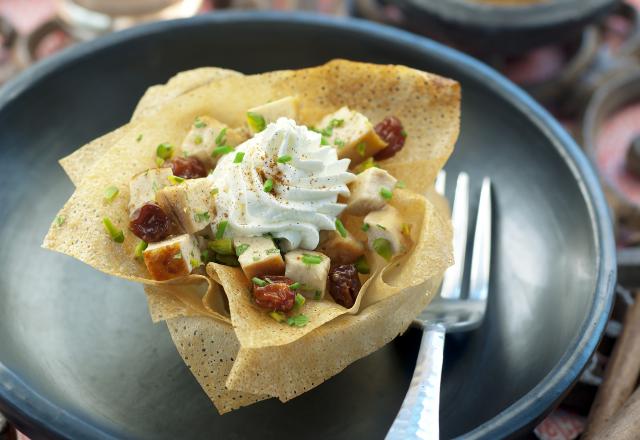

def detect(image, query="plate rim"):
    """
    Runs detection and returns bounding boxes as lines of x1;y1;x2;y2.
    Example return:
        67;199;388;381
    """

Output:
0;10;616;440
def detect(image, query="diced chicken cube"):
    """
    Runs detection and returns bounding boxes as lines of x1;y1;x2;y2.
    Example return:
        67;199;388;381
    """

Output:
181;116;249;168
128;168;173;215
143;234;201;281
234;236;285;280
247;96;298;131
317;230;365;266
156;178;214;234
318;107;387;166
284;250;331;299
344;167;397;216
364;205;408;260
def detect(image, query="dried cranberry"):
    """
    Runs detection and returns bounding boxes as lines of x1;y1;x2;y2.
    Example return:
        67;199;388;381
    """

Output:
328;264;362;308
167;156;207;179
253;276;295;312
374;116;407;161
129;203;172;243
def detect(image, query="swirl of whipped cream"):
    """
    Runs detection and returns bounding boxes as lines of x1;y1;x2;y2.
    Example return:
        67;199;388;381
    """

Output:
209;117;355;250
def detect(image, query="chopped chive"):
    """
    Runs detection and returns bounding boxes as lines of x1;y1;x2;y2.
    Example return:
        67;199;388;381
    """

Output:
246;112;266;132
54;215;66;226
289;282;301;290
354;157;377;174
301;253;323;265
361;223;370;232
356;142;367;157
235;243;249;256
215;254;240;266
277;155;292;164
294;293;305;308
354;255;370;274
208;238;234;255
156;142;173;160
269;311;286;323
380;187;393;201
401;129;407;137
136;134;143;142
335;219;347;238
212;145;234;156
182;150;190;158
155;157;165;167
193;211;210;223
252;277;268;287
104;186;119;202
216;220;228;239
402;223;412;236
396;181;406;189
102;217;124;243
373;238;393;261
201;249;211;263
215;127;227;146
376;224;387;230
334;139;345;148
233;152;245;164
134;240;148;258
252;256;260;262
314;291;322;300
210;188;219;196
194;117;207;128
320;136;329;146
329;118;344;128
287;314;309;327
168;175;185;185
321;126;333;137
190;257;200;268
194;135;203;145
263;178;274;193
173;252;183;260
266;248;280;254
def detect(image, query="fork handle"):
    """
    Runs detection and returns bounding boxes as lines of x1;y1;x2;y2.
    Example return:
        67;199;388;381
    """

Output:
386;323;446;440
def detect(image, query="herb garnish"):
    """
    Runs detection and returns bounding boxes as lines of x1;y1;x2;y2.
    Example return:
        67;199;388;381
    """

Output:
168;175;185;185
335;219;347;238
156;142;173;160
235;243;249;256
134;240;148;258
246;112;266;132
233;152;245;164
194;117;207;128
277;155;292;164
54;215;66;226
216;220;228;239
301;254;323;265
212;145;233;156
287;314;309;327
356;142;367;157
104;186;119;202
252;277;269;287
194;211;210;223
380;187;393;201
354;255;370;274
263;178;274;193
361;223;370;232
373;238;392;261
215;127;227;146
102;217;124;243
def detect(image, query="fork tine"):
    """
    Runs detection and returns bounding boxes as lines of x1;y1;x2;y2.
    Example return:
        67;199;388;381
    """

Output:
468;178;492;301
439;172;469;300
435;170;446;196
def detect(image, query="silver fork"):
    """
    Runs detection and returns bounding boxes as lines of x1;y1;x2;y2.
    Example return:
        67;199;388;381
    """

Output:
386;171;492;440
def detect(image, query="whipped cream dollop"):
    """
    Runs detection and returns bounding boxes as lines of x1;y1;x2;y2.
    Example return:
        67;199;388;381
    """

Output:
209;118;355;250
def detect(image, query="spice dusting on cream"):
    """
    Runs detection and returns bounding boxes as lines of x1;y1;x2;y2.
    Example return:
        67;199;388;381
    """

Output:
210;118;355;250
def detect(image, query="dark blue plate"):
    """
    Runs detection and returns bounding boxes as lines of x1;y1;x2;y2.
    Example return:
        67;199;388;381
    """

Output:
0;11;615;439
